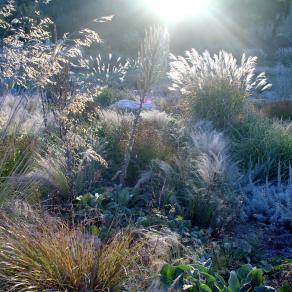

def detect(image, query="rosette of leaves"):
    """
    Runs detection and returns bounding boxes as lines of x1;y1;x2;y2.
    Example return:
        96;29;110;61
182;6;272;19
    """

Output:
159;262;278;291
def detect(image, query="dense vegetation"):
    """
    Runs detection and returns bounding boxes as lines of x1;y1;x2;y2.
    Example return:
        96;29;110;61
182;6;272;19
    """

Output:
0;0;291;291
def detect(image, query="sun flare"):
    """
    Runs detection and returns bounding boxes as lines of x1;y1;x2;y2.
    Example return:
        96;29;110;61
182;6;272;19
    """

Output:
145;0;211;22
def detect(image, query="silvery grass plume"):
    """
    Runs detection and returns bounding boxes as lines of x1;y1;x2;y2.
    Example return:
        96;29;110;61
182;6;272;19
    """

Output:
13;142;107;202
99;109;173;134
0;94;44;135
141;110;172;129
188;122;240;192
168;50;271;96
99;109;134;131
85;53;132;88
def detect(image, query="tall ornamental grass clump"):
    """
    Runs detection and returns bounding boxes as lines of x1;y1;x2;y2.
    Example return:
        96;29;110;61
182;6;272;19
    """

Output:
168;50;270;128
0;210;143;291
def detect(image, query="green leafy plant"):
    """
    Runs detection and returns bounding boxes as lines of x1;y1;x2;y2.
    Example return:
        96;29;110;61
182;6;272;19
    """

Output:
93;87;120;108
160;262;275;292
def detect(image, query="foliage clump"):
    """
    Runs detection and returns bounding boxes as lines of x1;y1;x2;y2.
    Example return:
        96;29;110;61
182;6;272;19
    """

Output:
0;209;143;292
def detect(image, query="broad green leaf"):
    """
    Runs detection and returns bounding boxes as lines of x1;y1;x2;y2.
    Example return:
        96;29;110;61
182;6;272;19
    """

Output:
200;271;217;284
228;271;240;292
199;283;212;292
160;264;178;285
236;264;253;281
215;273;227;288
160;264;191;285
195;264;210;274
176;264;193;272
246;268;264;285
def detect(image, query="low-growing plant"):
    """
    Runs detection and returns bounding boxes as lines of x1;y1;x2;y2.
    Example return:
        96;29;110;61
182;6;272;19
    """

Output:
0;210;143;291
241;170;292;228
159;262;276;291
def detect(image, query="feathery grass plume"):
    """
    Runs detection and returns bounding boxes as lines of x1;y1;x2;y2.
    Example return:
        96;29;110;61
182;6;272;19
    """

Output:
0;94;44;135
0;209;143;291
0;93;41;203
176;122;240;228
0;135;38;203
85;53;132;88
168;50;271;128
120;25;169;185
31;152;70;198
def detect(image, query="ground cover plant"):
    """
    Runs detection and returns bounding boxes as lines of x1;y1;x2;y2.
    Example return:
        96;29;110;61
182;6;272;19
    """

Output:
0;0;291;291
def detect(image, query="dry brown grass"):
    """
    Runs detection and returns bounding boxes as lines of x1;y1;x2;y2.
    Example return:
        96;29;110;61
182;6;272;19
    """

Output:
0;210;143;291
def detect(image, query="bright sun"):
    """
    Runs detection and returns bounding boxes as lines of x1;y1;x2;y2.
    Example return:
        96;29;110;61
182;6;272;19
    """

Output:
145;0;211;22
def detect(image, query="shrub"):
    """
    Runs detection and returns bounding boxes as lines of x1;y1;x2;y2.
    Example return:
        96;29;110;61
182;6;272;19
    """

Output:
230;113;292;179
261;100;292;121
168;50;270;128
0;210;142;291
93;88;135;108
93;87;120;107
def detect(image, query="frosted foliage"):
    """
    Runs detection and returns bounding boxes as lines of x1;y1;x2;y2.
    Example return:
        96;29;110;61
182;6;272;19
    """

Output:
242;169;292;228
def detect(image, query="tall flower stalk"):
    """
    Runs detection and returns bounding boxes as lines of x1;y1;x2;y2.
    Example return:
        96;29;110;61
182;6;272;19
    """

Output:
119;26;169;185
